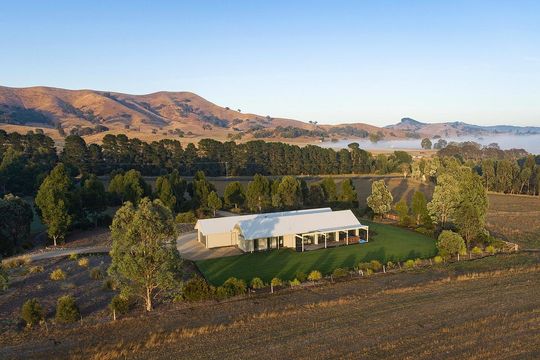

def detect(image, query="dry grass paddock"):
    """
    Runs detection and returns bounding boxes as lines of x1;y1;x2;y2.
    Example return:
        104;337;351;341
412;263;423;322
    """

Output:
1;252;539;360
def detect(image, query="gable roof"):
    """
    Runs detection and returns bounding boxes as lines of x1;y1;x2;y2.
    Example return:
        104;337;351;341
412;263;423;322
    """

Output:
236;209;363;240
194;208;332;235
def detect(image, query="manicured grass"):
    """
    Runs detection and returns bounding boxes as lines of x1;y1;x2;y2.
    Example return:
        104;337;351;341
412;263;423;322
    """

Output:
196;220;437;285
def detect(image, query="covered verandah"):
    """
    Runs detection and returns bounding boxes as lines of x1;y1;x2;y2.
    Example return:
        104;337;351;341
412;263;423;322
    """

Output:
295;225;369;252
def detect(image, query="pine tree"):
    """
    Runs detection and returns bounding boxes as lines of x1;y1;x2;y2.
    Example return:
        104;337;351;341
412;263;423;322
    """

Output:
223;181;245;209
155;177;176;212
411;191;430;226
320;178;337;202
395;198;410;225
277;176;302;209
366;180;393;218
207;191;222;216
340;179;358;207
80;174;107;227
246;174;271;212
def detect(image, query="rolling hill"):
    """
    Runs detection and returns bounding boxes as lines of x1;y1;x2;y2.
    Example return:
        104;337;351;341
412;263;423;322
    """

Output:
0;86;399;144
1;86;538;145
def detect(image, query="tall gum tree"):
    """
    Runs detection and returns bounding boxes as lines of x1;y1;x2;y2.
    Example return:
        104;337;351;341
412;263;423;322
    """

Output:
108;198;181;311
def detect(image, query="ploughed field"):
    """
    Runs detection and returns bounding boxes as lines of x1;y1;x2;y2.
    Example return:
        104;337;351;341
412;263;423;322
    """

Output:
485;193;540;249
1;253;538;359
196;220;437;285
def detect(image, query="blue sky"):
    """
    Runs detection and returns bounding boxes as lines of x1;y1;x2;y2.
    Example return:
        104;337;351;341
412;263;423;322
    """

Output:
1;1;539;126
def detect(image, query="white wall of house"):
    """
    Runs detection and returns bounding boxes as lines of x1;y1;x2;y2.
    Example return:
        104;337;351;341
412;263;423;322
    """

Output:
283;234;295;248
205;232;234;248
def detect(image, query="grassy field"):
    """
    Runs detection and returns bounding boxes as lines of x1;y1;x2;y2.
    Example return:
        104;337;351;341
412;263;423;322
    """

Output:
196;220;437;285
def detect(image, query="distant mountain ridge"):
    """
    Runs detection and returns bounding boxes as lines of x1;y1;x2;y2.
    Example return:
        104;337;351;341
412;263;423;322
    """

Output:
0;85;538;144
385;117;540;137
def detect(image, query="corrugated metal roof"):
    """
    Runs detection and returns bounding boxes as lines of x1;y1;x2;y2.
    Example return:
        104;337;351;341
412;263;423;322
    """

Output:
237;209;363;240
194;208;332;235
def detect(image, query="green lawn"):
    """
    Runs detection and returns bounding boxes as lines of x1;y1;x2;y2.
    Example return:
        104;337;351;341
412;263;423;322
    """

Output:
196;220;437;285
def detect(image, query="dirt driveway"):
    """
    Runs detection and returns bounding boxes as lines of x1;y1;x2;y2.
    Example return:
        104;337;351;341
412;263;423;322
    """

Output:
176;231;242;261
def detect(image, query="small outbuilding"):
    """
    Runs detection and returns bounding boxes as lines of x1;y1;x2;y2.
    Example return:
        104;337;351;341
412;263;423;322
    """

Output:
194;208;368;252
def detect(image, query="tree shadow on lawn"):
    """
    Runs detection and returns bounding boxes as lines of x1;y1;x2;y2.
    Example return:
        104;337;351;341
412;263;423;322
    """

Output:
276;248;334;281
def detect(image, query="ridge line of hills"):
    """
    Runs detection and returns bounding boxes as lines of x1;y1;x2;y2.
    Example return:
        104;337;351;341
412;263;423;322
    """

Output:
0;85;538;144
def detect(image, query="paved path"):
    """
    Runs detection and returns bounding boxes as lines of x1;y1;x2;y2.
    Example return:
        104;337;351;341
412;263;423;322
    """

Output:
3;210;242;264
176;231;242;261
2;245;111;263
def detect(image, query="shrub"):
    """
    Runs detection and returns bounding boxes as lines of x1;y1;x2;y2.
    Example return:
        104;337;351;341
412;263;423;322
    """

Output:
0;267;8;291
183;276;213;301
270;277;283;287
55;295;80;323
290;278;301;287
3;257;30;269
77;257;90;268
491;239;506;250
415;226;434;237
433;255;444;264
356;262;371;272
222;277;246;296
109;295;130;319
307;270;322;282
437;230;466;258
404;259;415;269
21;299;44;328
370;260;382;272
102;278;118;291
250;277;265;289
364;268;374;276
69;253;79;261
175;211;198;224
332;268;348;278
90;267;104;280
29;265;44;273
294;271;307;282
472;246;483;255
386;261;395;270
50;268;66;281
214;286;229;300
414;258;422;267
485;245;496;254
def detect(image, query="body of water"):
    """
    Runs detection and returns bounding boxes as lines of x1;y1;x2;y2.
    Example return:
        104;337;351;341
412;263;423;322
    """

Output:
320;134;540;154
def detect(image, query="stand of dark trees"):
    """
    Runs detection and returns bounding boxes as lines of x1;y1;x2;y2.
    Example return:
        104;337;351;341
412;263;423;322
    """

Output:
438;141;529;161
0;131;414;196
434;140;540;195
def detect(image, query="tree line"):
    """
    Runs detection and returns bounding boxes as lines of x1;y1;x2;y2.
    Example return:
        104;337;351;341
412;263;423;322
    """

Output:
412;154;540;196
1;157;360;256
1;130;415;196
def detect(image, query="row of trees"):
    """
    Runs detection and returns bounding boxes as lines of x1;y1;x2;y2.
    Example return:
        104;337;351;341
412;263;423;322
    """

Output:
479;156;540;194
64;135;414;177
0;130;57;195
411;154;540;196
1;130;416;197
223;175;358;214
29;162;361;248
